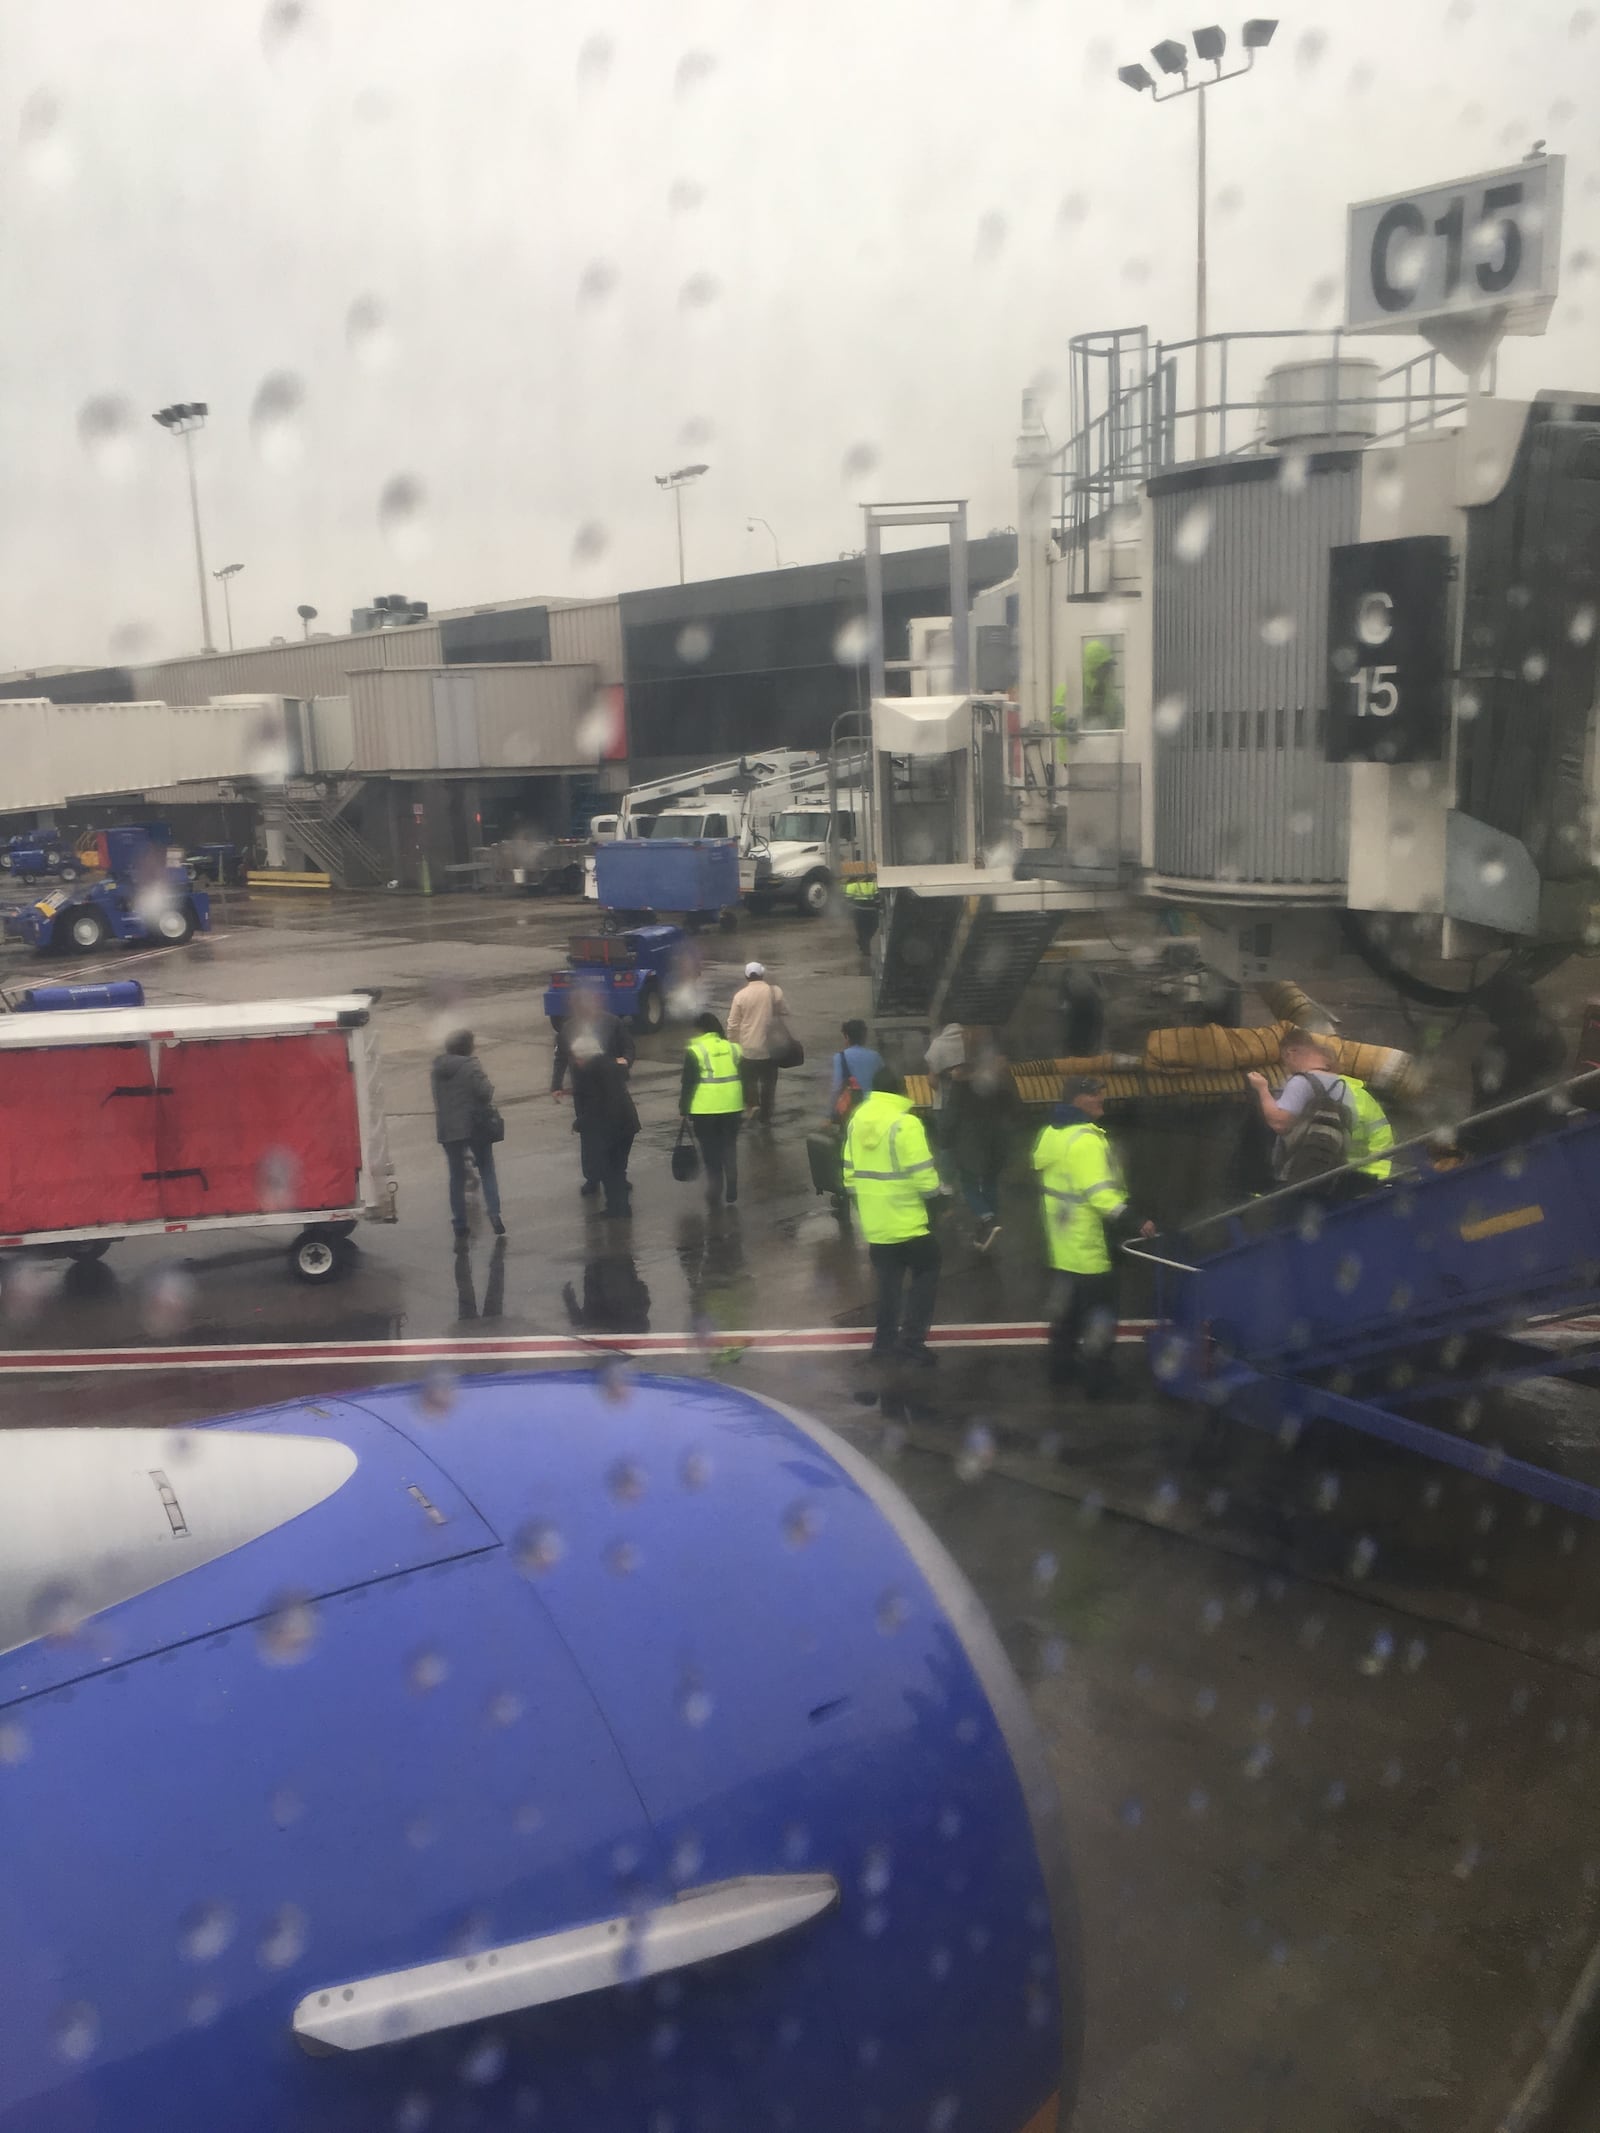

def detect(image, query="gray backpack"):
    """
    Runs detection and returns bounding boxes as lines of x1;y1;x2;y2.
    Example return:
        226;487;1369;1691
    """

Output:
1274;1075;1352;1186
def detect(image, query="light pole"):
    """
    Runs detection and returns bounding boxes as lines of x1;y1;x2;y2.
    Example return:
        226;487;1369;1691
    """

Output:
1118;19;1277;458
297;604;318;641
654;463;709;584
213;562;243;652
747;515;783;569
152;401;216;651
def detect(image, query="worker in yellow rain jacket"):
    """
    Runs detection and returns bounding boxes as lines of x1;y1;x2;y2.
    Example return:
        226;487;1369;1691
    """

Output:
1347;1075;1395;1185
680;1012;744;1208
842;1068;945;1367
1031;1074;1153;1397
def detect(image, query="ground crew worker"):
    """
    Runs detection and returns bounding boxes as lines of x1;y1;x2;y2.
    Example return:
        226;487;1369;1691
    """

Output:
1346;1074;1395;1185
1032;1074;1152;1396
680;1010;744;1208
843;874;879;959
842;1066;944;1366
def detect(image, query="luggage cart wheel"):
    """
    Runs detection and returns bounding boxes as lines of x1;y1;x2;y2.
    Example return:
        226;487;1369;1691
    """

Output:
290;1228;346;1284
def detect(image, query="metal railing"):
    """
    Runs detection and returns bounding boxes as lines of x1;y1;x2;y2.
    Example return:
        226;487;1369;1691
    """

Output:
1057;324;1494;555
1122;1067;1600;1277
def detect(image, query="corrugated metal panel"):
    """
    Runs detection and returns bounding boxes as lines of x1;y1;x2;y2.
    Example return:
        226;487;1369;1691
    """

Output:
348;665;599;772
308;695;356;774
0;699;269;811
131;623;444;708
350;668;436;771
1151;463;1356;885
549;600;624;684
474;664;597;766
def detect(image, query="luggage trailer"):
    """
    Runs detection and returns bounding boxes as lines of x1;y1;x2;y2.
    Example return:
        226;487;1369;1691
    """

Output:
0;993;397;1284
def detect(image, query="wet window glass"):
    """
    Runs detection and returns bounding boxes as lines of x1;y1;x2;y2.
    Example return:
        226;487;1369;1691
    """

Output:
4;7;1600;2133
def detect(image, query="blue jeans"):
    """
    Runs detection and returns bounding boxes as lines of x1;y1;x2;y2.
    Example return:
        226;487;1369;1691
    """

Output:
445;1138;500;1232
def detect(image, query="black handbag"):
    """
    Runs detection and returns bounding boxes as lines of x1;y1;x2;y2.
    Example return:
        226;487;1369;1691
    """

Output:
671;1119;701;1182
767;1010;805;1071
484;1105;506;1145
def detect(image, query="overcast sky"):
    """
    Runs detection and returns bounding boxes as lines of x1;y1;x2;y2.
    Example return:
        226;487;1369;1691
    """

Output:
2;0;1596;668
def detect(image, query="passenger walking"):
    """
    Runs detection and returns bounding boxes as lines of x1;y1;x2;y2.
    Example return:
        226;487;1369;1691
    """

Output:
942;1035;1024;1251
830;1018;884;1121
681;1010;744;1207
431;1029;505;1242
1032;1074;1151;1396
1246;1028;1355;1185
551;987;639;1217
726;960;787;1126
842;1067;944;1366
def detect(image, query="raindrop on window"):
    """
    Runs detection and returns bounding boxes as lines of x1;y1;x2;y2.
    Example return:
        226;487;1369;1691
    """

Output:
606;1539;640;1577
974;210;1006;264
1055;192;1088;230
1571;605;1597;645
577;261;617;309
842;441;879;484
955;1425;995;1482
513;1522;564;1577
51;2003;98;2064
576;32;612;86
678;271;720;310
1173;504;1212;563
833;616;871;667
782;1499;823;1548
180;1903;235;1963
677;1675;713;1728
408;1649;448;1694
460;2035;508;2086
1259;611;1296;648
379;474;429;560
668;178;704;213
1153;694;1187;737
249;371;305;468
1278;450;1310;494
259;1904;308;1969
676;623;713;664
680;1448;712;1490
1289;810;1314;838
346;293;394;369
139;1265;198;1337
76;395;137;480
258;1594;317;1666
674;50;717;96
607;1459;647;1505
1479;855;1508;888
1522;650;1548;684
876;1589;910;1635
20;91;74;185
261;0;308;55
1296;27;1328;67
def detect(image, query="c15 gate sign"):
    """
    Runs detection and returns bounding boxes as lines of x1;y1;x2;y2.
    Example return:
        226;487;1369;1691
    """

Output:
1345;156;1564;338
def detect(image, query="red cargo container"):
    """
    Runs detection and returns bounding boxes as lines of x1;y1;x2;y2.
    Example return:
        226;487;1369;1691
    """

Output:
0;995;397;1282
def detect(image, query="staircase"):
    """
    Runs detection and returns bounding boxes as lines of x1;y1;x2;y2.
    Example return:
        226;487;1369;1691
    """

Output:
931;904;1063;1025
872;889;962;1015
275;780;387;888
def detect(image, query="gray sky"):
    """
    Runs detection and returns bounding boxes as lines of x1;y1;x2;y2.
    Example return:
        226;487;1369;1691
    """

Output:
2;0;1597;667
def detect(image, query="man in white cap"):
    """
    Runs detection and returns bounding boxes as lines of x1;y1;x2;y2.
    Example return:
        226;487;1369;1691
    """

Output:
726;960;789;1126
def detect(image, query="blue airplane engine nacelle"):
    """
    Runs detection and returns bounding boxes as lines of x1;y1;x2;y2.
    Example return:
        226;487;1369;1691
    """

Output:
0;1372;1081;2132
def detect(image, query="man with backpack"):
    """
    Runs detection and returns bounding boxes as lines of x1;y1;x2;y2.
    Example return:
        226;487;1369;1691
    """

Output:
1247;1029;1358;1188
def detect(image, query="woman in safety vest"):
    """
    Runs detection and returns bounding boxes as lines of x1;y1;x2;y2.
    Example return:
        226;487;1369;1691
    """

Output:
1031;1074;1152;1396
842;1068;945;1366
680;1012;744;1207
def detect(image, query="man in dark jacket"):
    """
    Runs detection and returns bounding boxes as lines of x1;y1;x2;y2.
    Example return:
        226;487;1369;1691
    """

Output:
552;988;639;1217
431;1030;505;1242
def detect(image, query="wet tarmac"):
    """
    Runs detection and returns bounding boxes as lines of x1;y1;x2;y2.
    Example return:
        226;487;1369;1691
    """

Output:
5;887;1600;2130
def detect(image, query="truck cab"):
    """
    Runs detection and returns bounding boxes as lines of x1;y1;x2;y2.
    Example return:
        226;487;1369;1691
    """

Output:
748;802;862;917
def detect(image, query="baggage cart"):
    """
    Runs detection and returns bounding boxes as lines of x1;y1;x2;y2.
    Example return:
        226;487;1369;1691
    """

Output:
0;993;397;1283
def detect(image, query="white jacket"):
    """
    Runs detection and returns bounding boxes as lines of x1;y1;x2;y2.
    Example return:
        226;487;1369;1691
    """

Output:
726;979;786;1060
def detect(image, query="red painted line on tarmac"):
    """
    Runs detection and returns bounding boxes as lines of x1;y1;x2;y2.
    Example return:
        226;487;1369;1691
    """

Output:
0;1320;1157;1375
